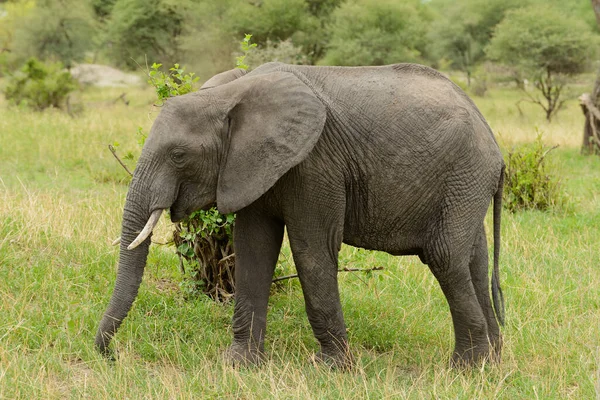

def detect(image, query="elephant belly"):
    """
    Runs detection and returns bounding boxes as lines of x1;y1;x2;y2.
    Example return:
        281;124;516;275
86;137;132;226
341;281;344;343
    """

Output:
343;234;425;258
342;212;427;258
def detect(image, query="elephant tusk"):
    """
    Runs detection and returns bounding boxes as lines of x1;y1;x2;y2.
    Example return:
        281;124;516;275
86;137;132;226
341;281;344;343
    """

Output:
127;209;163;250
111;237;121;246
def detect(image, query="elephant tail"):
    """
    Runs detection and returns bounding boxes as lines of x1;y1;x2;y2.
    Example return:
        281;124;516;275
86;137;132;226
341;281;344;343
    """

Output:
492;167;505;326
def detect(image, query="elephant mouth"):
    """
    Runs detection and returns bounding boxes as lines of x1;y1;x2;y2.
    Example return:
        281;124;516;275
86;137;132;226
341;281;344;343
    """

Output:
170;206;187;223
170;202;216;223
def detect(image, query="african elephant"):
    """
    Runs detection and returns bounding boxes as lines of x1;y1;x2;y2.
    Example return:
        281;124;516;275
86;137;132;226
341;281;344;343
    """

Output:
96;62;505;367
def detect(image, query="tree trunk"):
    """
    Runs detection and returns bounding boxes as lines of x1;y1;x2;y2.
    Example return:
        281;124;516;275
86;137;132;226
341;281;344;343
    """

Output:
581;0;600;155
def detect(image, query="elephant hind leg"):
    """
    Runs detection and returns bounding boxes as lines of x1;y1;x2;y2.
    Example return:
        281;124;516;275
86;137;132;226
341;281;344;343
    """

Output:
469;224;502;361
425;223;494;366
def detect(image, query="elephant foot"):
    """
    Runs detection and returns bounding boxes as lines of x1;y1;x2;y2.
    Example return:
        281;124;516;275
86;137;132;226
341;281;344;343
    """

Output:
450;340;500;368
314;343;354;370
224;342;264;367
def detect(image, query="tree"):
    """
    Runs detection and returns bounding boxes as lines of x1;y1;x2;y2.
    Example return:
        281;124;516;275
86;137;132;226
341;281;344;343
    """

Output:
288;0;343;64
105;0;191;70
320;0;430;66
487;6;597;122
428;0;523;86
224;0;342;65
227;0;308;46
0;0;35;72
178;0;343;77
90;0;117;21
580;0;600;155
9;0;95;69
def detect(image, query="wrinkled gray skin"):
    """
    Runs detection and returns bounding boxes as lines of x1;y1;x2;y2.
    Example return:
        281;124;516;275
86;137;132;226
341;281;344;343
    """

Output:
96;62;505;367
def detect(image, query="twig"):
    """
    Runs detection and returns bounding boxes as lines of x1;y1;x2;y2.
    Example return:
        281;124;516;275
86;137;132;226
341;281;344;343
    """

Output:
218;253;236;265
177;252;186;275
339;266;384;273
271;266;384;283
535;144;559;169
108;144;133;176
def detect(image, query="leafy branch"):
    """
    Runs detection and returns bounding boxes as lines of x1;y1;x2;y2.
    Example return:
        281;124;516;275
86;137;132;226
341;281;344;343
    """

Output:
147;62;199;106
235;34;257;70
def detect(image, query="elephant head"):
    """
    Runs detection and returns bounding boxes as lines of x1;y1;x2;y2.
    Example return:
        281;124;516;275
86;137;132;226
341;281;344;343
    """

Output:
95;67;327;356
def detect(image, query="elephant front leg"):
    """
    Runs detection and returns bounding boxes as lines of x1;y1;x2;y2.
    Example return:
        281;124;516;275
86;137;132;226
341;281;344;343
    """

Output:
227;206;284;366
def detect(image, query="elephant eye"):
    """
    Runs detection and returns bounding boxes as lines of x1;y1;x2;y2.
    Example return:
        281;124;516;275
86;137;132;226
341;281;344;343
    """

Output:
170;149;185;164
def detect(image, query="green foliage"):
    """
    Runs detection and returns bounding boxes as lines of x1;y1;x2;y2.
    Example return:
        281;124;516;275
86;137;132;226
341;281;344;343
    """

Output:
320;0;430;66
427;0;523;83
147;62;198;105
487;6;598;121
246;38;308;67
487;6;596;77
224;0;341;65
228;0;308;47
174;209;236;300
3;58;77;110
503;132;564;212
0;0;36;73
8;0;95;69
235;34;257;70
104;0;191;69
91;0;117;21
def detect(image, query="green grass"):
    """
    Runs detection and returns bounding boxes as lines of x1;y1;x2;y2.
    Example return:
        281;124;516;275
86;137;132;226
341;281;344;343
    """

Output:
1;84;599;398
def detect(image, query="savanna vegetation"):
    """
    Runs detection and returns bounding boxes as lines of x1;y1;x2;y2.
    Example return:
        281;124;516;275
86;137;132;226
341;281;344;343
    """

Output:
1;0;600;398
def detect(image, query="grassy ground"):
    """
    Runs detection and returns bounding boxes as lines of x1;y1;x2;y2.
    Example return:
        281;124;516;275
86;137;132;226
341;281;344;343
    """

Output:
1;83;599;399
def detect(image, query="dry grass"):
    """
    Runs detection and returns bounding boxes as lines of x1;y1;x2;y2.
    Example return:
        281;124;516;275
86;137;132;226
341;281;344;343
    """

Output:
0;83;599;398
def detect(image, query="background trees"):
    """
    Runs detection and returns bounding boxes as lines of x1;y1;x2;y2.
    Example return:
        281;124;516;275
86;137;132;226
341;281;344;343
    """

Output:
319;0;430;66
427;0;523;86
1;0;599;120
7;0;95;68
487;6;597;121
104;0;191;70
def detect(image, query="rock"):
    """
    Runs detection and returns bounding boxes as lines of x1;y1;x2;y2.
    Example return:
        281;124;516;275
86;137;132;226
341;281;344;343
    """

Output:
70;64;142;87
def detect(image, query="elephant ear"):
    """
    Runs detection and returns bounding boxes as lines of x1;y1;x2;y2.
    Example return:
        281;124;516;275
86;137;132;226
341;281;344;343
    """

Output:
215;71;327;213
200;68;247;89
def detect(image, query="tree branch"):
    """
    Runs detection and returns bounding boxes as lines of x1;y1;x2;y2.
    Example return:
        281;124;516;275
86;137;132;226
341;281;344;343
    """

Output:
108;144;133;176
271;266;384;283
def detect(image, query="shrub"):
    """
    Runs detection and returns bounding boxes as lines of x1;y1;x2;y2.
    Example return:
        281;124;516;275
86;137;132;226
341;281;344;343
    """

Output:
3;58;77;110
503;132;564;212
174;209;236;301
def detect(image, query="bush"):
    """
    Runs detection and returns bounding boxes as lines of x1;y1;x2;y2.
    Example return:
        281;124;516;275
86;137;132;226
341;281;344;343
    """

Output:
503;133;564;212
3;58;77;110
174;209;236;301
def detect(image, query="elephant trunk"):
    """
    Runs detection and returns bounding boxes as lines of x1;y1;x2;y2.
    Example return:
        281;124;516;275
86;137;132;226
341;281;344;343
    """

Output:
95;181;155;356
